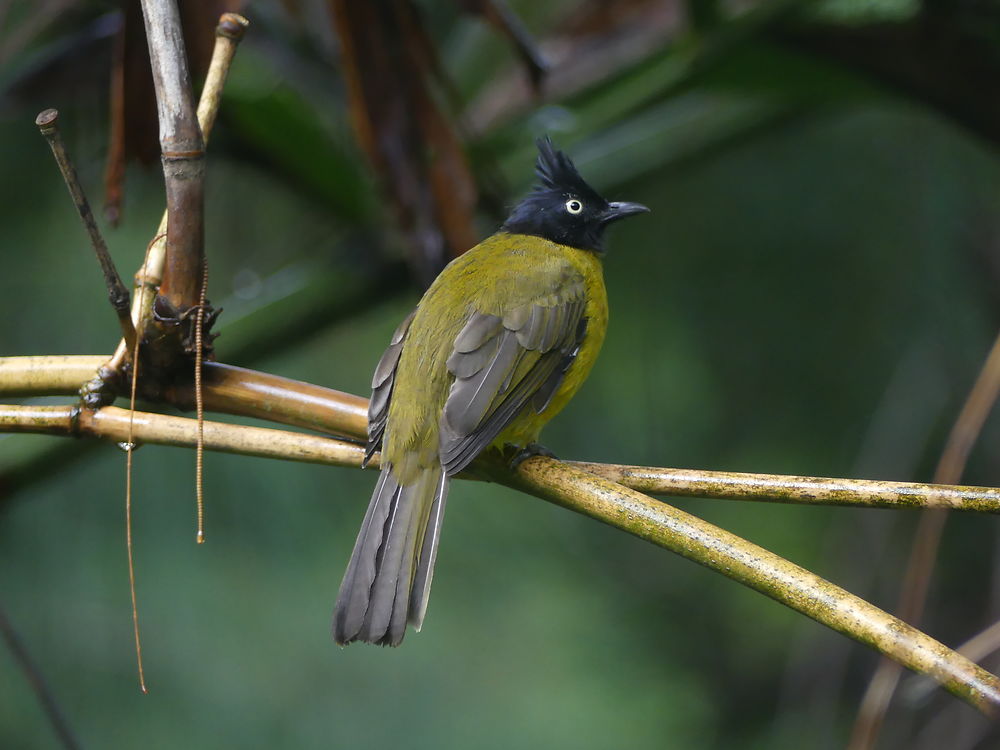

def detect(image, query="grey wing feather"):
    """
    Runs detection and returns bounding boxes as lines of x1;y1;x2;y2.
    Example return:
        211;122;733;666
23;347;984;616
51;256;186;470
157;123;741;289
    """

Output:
541;306;564;350
533;315;587;413
439;290;587;477
520;305;548;348
445;314;503;378
365;310;415;467
442;327;524;437
439;354;555;474
453;313;504;353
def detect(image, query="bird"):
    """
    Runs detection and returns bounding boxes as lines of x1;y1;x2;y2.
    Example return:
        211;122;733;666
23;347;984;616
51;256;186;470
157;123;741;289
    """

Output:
333;136;649;646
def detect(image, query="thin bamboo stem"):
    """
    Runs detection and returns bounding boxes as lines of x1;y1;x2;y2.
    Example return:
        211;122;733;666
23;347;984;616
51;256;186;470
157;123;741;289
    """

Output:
4;400;1000;713
0;404;368;468
4;355;1000;513
140;0;205;311
905;619;1000;703
0;404;78;434
0;603;82;750
170;362;369;439
198;14;249;143
570;462;1000;514
107;13;248;373
0;357;369;439
850;328;1000;748
501;457;1000;716
0;356;104;396
34;109;136;353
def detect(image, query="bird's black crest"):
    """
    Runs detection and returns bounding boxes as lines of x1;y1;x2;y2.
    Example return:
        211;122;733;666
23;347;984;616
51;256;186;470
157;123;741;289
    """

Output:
534;136;600;200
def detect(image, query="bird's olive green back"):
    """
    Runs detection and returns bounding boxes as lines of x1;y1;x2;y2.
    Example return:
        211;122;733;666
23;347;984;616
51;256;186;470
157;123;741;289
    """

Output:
383;231;607;483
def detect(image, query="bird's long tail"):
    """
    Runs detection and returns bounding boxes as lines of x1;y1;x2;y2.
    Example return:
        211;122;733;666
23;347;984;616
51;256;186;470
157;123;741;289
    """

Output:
333;464;449;646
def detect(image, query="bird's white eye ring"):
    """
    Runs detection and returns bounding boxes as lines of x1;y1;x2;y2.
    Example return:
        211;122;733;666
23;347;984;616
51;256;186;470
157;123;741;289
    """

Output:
565;198;583;214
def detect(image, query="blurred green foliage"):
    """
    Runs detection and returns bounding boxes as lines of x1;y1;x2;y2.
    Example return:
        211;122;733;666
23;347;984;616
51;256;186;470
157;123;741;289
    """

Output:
2;1;1000;748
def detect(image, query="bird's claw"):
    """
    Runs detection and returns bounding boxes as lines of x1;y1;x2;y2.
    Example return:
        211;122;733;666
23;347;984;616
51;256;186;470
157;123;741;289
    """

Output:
508;442;557;469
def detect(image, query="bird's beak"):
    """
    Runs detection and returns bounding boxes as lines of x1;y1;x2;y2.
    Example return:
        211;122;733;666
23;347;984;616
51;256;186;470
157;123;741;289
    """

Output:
602;201;650;224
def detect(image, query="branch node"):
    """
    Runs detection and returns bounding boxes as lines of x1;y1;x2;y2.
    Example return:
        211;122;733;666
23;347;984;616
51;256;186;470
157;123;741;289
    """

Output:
67;404;82;437
217;13;249;41
161;150;205;161
34;108;59;134
78;365;121;410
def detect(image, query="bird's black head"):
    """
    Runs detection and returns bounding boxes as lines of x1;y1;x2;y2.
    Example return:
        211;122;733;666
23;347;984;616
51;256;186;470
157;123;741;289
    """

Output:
501;136;649;253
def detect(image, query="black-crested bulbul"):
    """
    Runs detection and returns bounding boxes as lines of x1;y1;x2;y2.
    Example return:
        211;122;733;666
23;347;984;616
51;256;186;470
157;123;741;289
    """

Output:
334;137;649;645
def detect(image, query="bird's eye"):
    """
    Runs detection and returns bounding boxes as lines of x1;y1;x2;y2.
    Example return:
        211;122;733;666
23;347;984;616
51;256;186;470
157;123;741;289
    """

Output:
565;198;583;214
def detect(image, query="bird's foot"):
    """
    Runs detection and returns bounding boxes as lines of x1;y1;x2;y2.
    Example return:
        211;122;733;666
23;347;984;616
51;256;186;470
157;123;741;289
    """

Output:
508;442;558;470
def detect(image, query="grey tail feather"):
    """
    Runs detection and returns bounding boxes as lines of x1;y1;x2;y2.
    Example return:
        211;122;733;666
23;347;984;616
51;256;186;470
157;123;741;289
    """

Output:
332;463;449;646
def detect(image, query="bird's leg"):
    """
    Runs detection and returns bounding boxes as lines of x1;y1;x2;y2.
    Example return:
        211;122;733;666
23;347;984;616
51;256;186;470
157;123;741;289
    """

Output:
507;442;558;469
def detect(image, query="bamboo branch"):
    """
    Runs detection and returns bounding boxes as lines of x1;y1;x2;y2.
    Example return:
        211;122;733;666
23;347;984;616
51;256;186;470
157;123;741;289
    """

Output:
198;14;249;142
499;457;1000;715
140;0;205;312
34;109;136;354
107;12;248;373
167;362;369;439
3;398;1000;714
4;355;1000;513
0;404;369;468
0;356;105;396
0;356;369;438
904;618;1000;704
571;462;1000;514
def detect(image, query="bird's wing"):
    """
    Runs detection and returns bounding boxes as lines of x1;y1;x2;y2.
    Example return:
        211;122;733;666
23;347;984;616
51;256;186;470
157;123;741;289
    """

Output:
365;310;415;466
438;280;588;476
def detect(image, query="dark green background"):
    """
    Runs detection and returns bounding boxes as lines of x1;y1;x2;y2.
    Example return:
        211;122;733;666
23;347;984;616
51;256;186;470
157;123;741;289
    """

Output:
2;1;999;747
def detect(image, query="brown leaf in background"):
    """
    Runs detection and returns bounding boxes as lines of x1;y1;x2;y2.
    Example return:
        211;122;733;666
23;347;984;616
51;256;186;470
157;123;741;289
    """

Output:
456;0;548;89
329;0;479;285
465;0;683;134
103;0;244;225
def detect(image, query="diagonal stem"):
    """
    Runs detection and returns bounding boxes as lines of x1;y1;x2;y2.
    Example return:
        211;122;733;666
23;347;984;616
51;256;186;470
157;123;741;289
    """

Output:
0;602;82;750
34;109;136;354
2;399;1000;714
850;329;1000;748
501;457;1000;715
